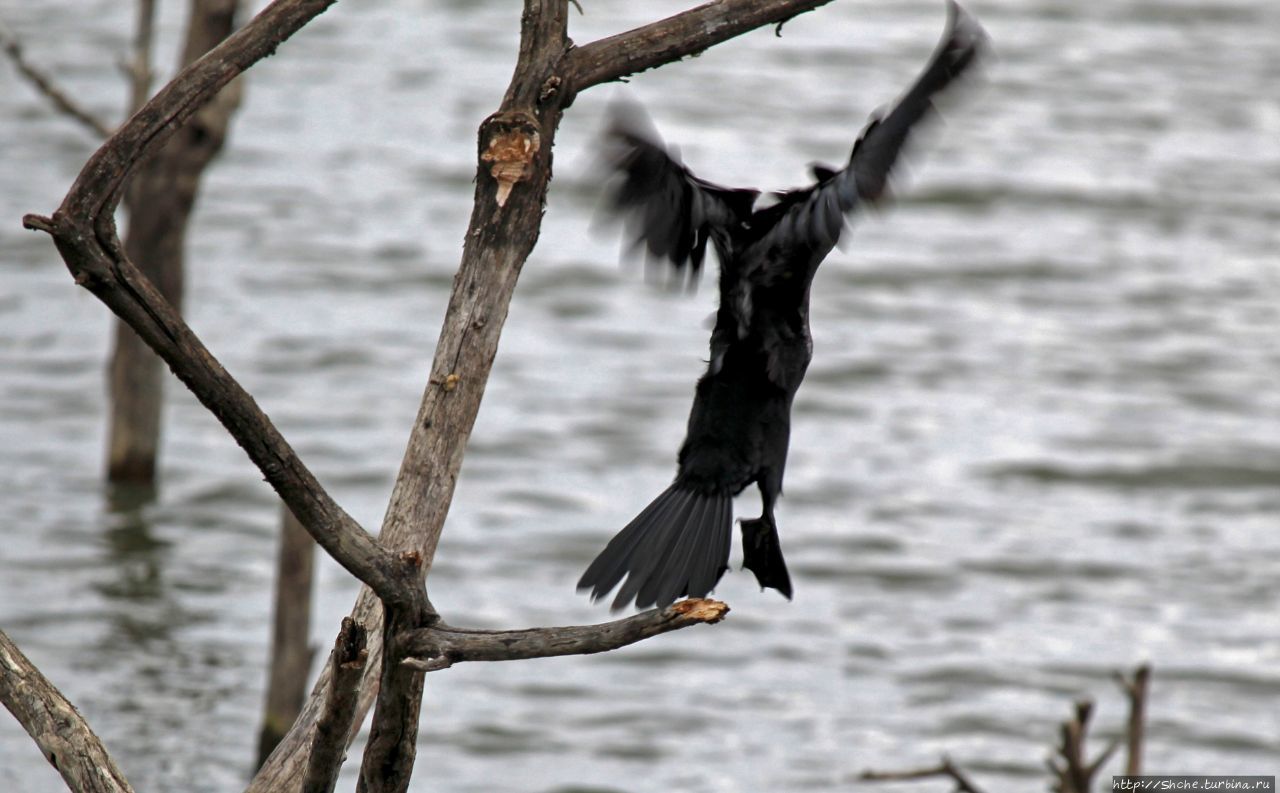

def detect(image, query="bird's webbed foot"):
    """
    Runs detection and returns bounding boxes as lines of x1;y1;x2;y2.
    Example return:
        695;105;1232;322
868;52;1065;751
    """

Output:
740;516;793;600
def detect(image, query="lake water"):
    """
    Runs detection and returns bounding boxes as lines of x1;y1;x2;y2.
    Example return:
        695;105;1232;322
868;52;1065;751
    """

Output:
2;1;1278;791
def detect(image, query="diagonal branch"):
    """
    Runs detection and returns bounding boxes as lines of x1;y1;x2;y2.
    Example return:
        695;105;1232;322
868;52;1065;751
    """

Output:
860;755;988;793
0;20;113;139
0;630;135;793
402;599;729;671
564;0;835;93
21;0;424;615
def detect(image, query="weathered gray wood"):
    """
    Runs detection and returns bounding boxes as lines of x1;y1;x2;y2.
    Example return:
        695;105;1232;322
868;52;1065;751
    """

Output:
21;1;836;789
302;618;367;793
355;608;426;793
0;631;136;793
403;599;730;671
564;0;835;93
250;2;834;789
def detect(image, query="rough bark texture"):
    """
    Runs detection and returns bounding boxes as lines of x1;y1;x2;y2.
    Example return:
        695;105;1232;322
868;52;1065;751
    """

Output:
403;599;730;671
17;1;838;789
107;0;242;484
0;21;113;138
0;631;136;793
250;4;835;788
563;0;834;92
257;505;317;768
303;618;367;793
355;609;426;793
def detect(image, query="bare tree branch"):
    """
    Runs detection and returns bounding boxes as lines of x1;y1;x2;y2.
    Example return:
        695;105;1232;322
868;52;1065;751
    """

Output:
0;631;135;793
0;20;113;139
355;609;426;793
23;0;427;615
860;755;988;793
1048;699;1120;793
402;599;730;671
109;0;244;486
251;0;844;783
125;0;157;114
258;505;317;767
564;0;835;94
302;618;367;793
1115;664;1151;776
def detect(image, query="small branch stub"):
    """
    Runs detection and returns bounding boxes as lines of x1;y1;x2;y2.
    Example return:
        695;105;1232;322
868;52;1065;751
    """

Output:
480;112;541;207
670;597;729;623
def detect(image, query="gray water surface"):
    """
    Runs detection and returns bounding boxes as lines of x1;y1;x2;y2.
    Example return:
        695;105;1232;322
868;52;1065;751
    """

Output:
2;1;1278;791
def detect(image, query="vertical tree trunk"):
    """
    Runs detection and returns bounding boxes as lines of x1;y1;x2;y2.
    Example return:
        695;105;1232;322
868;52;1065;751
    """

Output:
257;505;317;768
106;0;242;484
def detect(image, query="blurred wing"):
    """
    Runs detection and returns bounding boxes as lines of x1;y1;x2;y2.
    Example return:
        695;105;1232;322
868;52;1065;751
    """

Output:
848;0;988;201
603;100;759;284
749;0;989;269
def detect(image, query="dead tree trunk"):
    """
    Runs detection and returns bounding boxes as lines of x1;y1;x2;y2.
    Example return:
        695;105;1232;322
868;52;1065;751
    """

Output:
10;2;834;792
257;505;317;768
107;0;242;485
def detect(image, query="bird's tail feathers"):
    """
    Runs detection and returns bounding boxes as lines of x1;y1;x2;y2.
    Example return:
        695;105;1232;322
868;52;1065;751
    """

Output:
577;484;732;611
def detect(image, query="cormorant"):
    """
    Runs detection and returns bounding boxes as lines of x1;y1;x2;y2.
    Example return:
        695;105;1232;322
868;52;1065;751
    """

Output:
578;1;988;610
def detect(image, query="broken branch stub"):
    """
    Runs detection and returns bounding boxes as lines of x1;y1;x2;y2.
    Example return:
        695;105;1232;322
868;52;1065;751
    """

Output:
480;111;541;207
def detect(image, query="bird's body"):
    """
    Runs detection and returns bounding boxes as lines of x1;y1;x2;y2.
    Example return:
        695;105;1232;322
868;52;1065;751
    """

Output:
579;1;987;610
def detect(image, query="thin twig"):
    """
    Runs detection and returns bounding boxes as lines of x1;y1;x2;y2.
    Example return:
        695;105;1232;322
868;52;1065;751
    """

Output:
402;599;730;671
0;20;113;138
302;618;367;793
860;754;988;793
0;630;135;793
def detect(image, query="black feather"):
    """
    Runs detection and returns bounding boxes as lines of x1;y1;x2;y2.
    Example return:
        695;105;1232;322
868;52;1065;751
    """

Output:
582;2;987;610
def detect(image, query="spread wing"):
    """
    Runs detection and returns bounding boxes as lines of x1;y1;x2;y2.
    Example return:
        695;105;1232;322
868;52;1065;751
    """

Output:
747;0;989;272
601;100;759;286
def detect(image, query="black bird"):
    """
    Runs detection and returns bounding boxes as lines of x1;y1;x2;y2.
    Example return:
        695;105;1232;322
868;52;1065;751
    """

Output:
578;1;988;610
